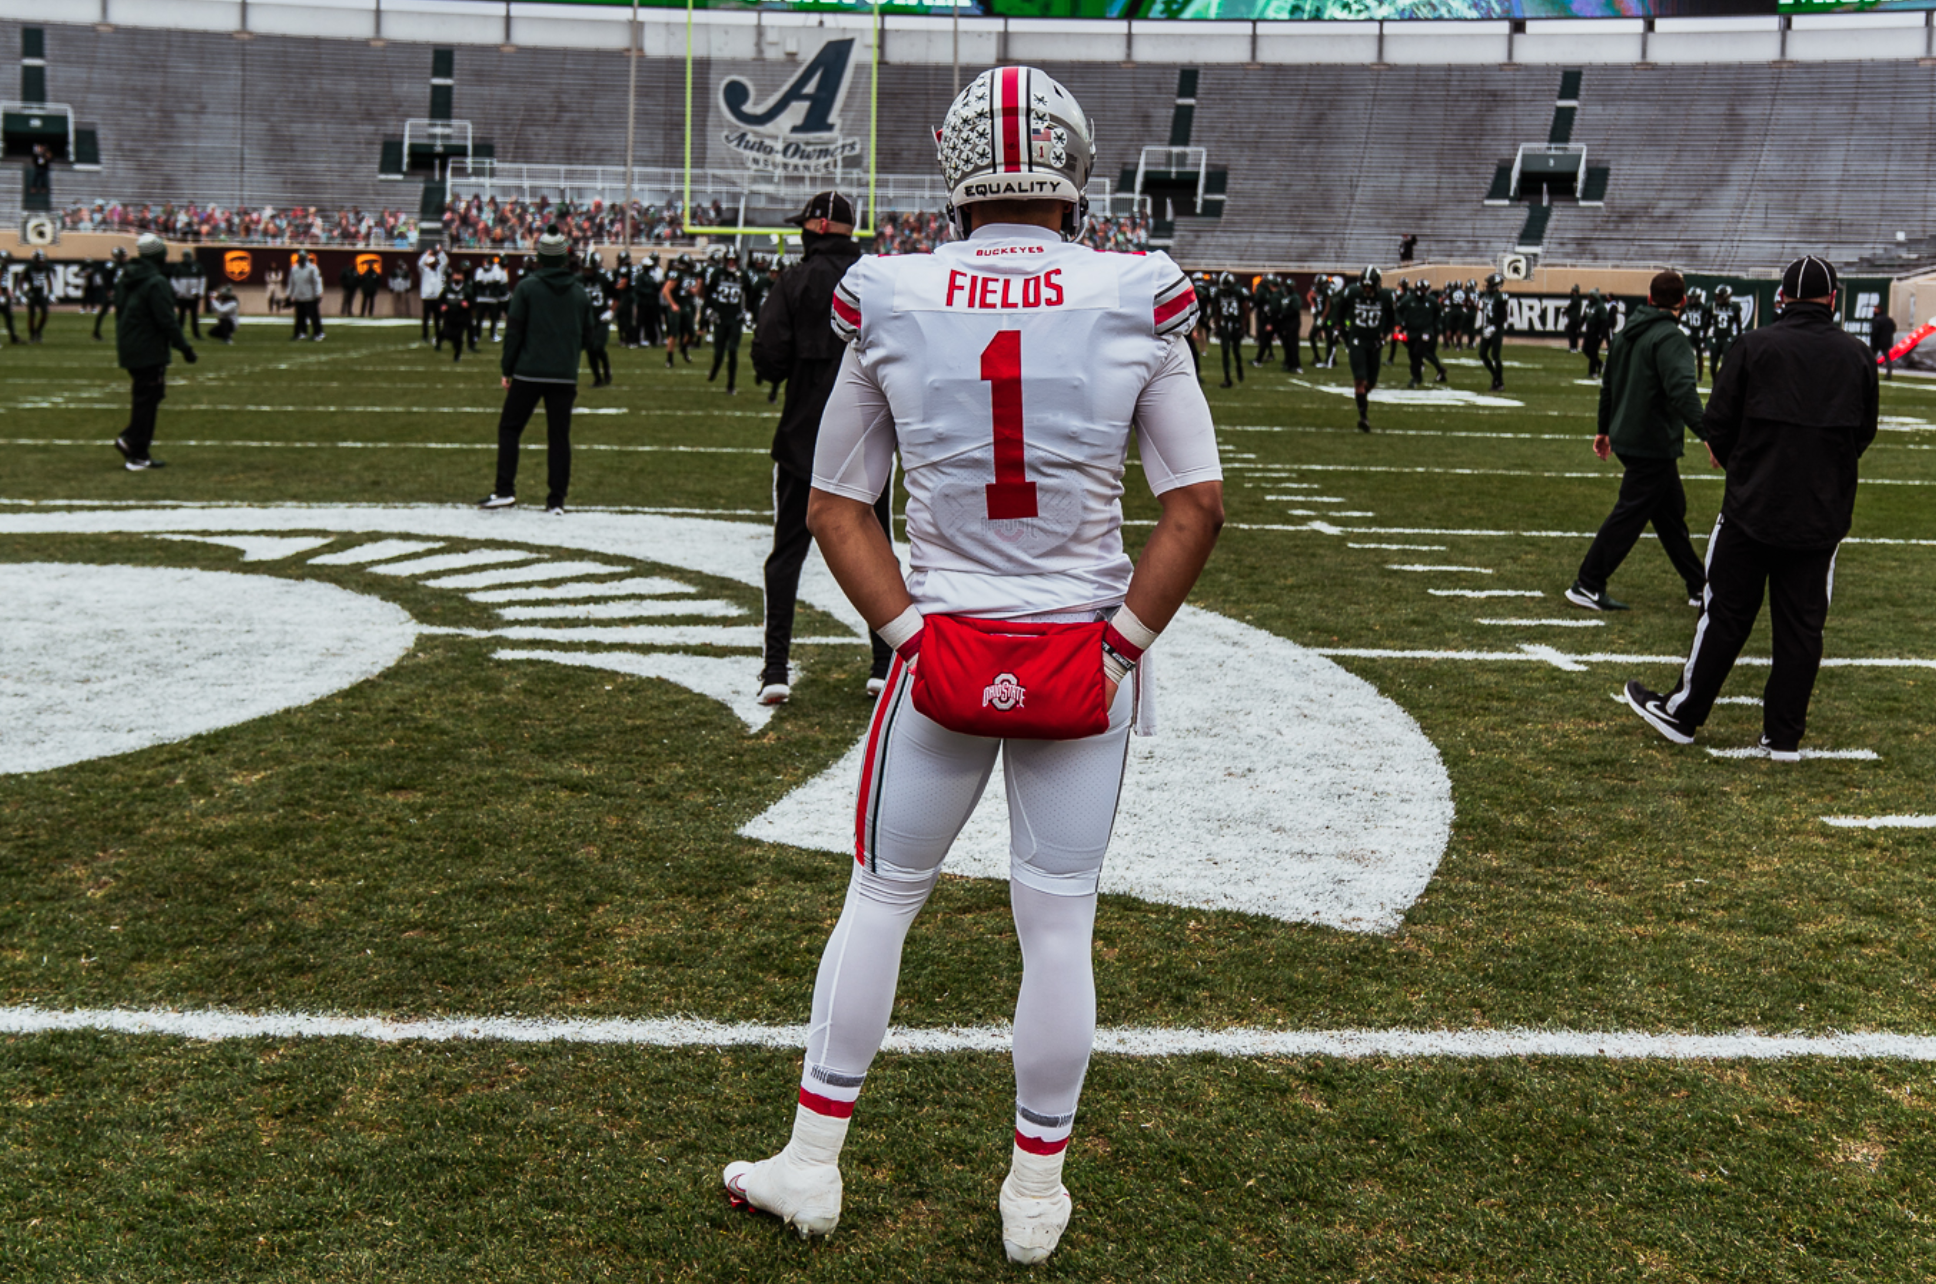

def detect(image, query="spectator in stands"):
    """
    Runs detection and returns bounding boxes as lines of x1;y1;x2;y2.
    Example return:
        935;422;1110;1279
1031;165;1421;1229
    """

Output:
112;233;197;472
1622;255;1878;759
1870;307;1896;381
477;227;592;516
1399;233;1416;264
1566;270;1707;614
287;250;325;341
208;284;240;344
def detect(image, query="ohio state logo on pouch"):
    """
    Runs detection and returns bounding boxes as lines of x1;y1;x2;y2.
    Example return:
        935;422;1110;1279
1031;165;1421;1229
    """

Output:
982;673;1026;712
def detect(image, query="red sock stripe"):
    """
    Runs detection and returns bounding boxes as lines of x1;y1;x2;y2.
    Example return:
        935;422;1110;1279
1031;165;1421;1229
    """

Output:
853;654;904;865
800;1088;857;1119
1014;1130;1070;1156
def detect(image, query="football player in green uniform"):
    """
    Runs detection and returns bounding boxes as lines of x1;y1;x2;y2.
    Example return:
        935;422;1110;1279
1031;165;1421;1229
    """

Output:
1708;284;1743;375
1341;266;1397;432
1680;287;1710;380
1397;280;1448;389
1213;271;1248;387
1477;272;1509;391
706;252;752;394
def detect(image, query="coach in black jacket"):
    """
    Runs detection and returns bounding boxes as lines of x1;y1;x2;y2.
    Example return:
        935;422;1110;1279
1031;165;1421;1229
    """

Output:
749;191;893;705
1623;256;1878;759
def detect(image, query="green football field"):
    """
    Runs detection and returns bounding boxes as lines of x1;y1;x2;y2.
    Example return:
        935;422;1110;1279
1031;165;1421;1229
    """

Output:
2;312;1933;1281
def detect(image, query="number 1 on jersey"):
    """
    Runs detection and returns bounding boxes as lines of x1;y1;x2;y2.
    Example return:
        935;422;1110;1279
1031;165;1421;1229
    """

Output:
980;329;1038;520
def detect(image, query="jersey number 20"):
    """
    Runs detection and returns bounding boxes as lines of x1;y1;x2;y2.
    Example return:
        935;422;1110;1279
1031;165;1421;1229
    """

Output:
980;330;1038;521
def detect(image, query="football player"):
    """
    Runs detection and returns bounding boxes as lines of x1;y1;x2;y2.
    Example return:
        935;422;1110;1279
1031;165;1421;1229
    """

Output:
1213;270;1247;387
1477;272;1508;391
1307;273;1333;368
1681;287;1710;380
706;252;751;394
1582;288;1610;379
721;66;1225;1267
1709;284;1743;375
1397;277;1447;388
581;252;613;387
24;249;56;344
1341;266;1396;432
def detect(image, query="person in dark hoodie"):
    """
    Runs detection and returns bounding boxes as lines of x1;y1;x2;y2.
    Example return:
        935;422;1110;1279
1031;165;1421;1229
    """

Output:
1565;271;1708;612
749;190;893;706
478;228;593;515
1622;256;1878;760
112;233;197;471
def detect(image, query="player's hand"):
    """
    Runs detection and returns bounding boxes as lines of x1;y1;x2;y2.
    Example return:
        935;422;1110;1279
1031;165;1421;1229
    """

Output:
501;376;512;390
1592;433;1612;461
1706;443;1722;471
1104;675;1120;709
182;347;198;364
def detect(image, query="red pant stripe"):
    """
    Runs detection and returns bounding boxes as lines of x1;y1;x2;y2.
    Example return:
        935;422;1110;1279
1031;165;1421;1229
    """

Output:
852;652;905;866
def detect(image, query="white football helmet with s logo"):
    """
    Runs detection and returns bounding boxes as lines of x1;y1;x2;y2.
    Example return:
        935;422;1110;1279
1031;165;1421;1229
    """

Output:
935;66;1095;239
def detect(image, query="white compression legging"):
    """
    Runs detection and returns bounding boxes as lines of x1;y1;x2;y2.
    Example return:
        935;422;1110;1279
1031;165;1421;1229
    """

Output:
804;663;1134;1128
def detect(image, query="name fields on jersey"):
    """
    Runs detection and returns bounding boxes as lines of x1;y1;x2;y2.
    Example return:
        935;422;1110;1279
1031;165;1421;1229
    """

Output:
894;250;1121;315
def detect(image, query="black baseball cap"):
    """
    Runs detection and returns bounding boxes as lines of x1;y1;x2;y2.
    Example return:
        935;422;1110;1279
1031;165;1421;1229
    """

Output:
785;191;855;227
1781;255;1838;300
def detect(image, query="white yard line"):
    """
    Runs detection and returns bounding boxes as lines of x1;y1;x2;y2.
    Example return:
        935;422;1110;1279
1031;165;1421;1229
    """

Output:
3;1005;1934;1061
1476;618;1605;628
1349;543;1446;551
467;576;695;603
1707;748;1878;761
0;438;768;454
1429;589;1542;598
1389;565;1494;573
1822;815;1936;829
1314;645;1936;673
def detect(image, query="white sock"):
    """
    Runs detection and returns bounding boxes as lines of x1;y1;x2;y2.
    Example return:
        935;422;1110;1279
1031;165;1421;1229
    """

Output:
783;1104;849;1169
1009;1141;1067;1199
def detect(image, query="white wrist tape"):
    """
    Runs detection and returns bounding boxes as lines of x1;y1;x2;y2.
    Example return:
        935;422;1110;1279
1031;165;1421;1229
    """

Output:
1111;604;1159;654
1102;649;1133;686
875;605;924;654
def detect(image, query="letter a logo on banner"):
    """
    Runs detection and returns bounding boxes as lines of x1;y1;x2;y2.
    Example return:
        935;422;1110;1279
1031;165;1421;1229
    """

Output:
720;38;855;136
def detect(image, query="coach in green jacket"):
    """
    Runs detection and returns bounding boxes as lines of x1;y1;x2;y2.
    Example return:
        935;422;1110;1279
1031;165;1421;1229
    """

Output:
113;233;197;471
1566;271;1708;611
478;227;593;514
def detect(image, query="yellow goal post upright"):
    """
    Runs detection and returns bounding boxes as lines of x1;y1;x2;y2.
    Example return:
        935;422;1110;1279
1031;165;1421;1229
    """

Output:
680;0;882;243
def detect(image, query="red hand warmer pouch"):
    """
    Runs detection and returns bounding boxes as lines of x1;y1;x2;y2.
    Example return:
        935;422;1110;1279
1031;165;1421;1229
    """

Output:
910;614;1110;741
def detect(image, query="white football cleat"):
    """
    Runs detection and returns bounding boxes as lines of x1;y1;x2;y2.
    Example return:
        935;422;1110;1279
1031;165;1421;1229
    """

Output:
723;1152;842;1238
999;1172;1072;1265
757;682;791;706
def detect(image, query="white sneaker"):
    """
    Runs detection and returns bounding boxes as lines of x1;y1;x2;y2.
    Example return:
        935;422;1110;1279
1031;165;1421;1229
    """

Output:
723;1152;841;1237
1000;1172;1072;1264
477;493;517;510
758;682;791;706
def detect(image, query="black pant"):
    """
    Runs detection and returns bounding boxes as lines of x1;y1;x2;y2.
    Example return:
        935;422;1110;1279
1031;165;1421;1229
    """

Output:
1564;319;1581;352
442;308;470;361
1576;453;1707;598
763;466;893;685
494;379;576;505
341;288;357;316
1;301;18;342
477;301;501;340
1281;316;1302;371
1406;335;1446;382
1584;331;1605;377
27;299;49;341
360;291;378;317
1479;330;1504;385
710;320;742;388
94;302;113;338
1662;515;1837;749
587;342;611;385
291;299;323;339
1218;329;1244;384
422;298;443;342
176;298;201;338
210;316;236;342
123;365;167;459
1253;318;1275;364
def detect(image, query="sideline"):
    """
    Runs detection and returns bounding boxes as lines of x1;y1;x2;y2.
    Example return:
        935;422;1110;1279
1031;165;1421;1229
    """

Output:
4;1005;1934;1060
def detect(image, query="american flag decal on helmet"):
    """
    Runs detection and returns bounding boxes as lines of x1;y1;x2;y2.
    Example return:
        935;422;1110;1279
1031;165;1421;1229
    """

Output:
830;279;862;344
1153;272;1199;338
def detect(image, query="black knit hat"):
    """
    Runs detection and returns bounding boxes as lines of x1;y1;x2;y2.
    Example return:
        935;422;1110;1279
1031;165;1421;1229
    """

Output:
785;191;855;227
1781;255;1838;300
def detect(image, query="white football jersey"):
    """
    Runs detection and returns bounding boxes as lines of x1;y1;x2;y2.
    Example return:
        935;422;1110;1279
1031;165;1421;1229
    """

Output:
814;223;1219;619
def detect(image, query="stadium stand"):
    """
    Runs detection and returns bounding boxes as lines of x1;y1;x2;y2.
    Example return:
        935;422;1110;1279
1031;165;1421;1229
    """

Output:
12;17;1934;274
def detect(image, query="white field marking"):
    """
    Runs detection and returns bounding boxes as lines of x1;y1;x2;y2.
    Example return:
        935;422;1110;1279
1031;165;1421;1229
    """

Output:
745;604;1454;934
1822;815;1936;829
1429;589;1542;598
1389;565;1494;574
0;564;415;775
1442;357;1535;368
1476;618;1606;628
233;316;422;327
308;539;444;565
0;438;768;455
1265;495;1349;503
1715;696;1764;706
1295;381;1524;408
1317;645;1936;673
493;650;776;732
494;599;744;622
490;624;853;650
0;498;772;519
422;560;630;589
1707;747;1879;761
1349;543;1446;550
1575;379;1608;386
467;576;696;603
1260;461;1936;489
364;549;539;577
6;1005;1936;1061
1333;512;1376;517
154;534;336;562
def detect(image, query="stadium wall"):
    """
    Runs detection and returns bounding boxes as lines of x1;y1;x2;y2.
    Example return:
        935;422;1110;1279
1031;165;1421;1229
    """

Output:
13;1;1934;66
